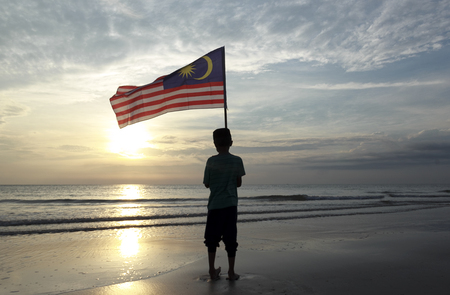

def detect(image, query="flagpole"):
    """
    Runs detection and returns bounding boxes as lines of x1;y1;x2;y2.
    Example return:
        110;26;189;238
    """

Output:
222;46;228;129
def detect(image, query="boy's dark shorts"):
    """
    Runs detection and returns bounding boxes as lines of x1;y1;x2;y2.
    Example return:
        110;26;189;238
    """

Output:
204;206;238;257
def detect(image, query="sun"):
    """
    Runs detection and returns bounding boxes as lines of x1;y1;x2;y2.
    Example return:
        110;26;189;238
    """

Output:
178;63;196;78
108;124;155;159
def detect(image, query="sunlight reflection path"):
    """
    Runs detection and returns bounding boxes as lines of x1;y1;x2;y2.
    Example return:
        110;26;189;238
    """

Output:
117;185;144;258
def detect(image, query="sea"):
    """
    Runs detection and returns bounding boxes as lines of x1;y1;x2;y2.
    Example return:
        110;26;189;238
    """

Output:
1;184;450;237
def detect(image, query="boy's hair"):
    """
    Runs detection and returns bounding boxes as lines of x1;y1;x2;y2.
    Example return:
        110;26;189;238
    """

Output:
213;128;232;147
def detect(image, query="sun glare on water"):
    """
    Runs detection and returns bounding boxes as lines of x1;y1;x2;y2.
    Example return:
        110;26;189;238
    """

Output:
118;228;141;257
119;185;143;200
108;124;155;159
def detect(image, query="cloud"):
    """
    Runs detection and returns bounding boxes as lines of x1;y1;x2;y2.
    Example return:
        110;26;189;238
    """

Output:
214;129;450;173
298;129;450;170
407;129;450;155
58;145;92;153
0;1;127;89
407;129;450;140
0;102;29;125
296;80;445;90
1;0;449;91
224;0;450;71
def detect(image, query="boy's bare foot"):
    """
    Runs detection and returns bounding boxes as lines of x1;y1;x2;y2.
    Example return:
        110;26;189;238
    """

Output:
226;272;240;281
209;267;221;281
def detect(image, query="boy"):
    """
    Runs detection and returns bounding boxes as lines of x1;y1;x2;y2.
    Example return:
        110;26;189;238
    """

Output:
203;128;245;281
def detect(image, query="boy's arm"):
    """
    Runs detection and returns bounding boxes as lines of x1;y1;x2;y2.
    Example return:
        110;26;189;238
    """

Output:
237;157;245;188
236;176;242;188
203;158;210;189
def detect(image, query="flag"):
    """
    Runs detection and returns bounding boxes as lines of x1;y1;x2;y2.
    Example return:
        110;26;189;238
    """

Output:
110;47;226;128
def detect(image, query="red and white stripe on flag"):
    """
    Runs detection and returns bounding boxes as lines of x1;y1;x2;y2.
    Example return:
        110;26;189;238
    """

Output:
109;47;226;129
110;80;224;128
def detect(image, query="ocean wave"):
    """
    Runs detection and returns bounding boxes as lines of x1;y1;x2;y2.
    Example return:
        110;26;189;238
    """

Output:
0;198;205;204
0;204;446;236
2;193;449;205
0;202;395;227
0;195;386;204
242;195;386;201
0;213;206;227
3;201;449;228
387;194;450;198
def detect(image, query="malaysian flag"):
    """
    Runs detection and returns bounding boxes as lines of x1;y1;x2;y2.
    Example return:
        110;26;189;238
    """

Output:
110;47;226;128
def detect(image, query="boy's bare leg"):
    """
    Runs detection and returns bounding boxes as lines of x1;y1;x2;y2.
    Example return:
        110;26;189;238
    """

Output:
227;256;240;280
208;252;221;280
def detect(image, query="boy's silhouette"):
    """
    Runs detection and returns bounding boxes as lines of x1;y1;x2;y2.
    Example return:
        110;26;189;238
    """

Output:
203;128;245;281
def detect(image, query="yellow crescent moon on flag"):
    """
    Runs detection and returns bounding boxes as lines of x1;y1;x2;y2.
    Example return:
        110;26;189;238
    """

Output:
194;56;213;80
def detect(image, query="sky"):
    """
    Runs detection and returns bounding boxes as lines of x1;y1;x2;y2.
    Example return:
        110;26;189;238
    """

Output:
1;0;449;185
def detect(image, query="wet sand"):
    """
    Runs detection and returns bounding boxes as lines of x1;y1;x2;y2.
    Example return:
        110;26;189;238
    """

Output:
2;207;450;295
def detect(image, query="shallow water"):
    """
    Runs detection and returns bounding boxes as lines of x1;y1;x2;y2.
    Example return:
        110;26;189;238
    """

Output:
1;184;449;236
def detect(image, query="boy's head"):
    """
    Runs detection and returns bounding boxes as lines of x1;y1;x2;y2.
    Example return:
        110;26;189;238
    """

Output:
213;128;232;147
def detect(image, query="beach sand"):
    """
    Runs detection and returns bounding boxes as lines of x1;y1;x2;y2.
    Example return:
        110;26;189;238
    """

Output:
2;207;450;295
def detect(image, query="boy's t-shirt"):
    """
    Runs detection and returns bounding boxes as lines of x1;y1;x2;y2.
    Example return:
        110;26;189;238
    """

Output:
203;153;245;210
